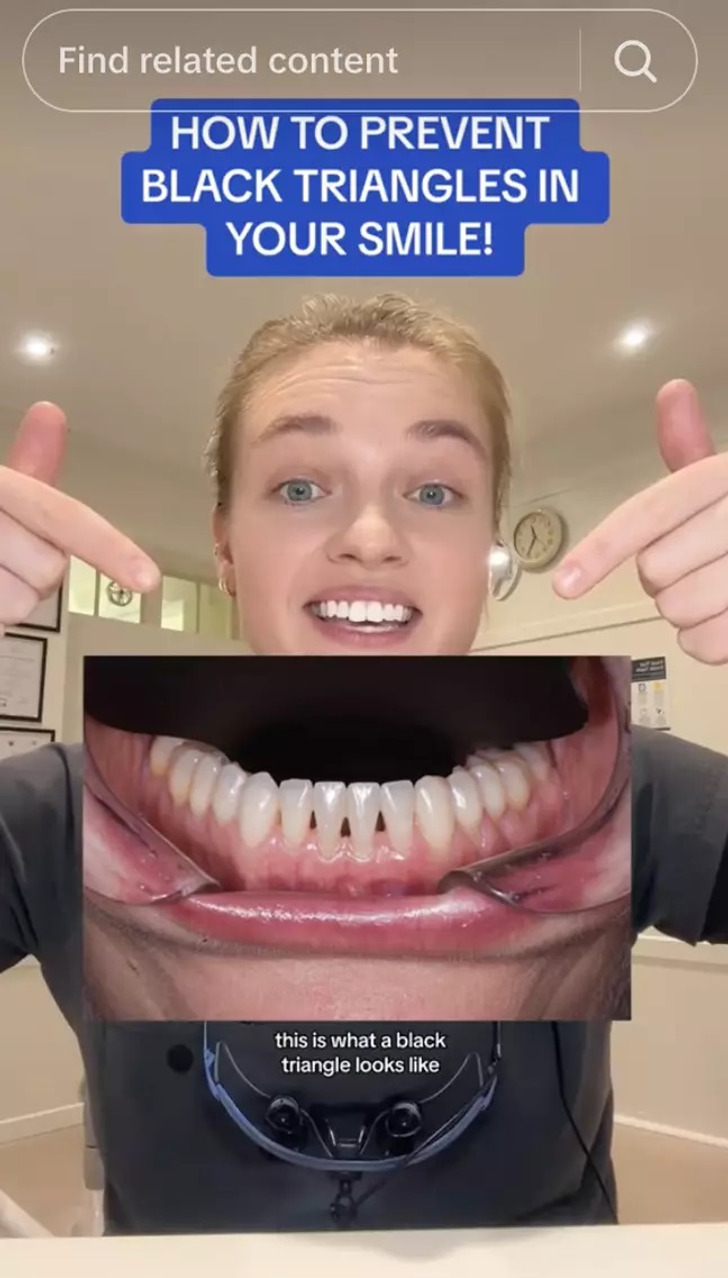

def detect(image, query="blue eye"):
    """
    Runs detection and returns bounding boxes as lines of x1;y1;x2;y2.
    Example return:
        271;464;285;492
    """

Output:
277;479;323;504
411;483;456;507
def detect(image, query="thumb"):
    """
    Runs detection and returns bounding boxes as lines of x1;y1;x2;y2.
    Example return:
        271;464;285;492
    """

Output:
655;380;715;473
5;402;68;485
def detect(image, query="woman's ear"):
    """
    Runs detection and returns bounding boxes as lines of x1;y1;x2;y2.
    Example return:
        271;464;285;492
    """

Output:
212;509;236;596
487;538;520;600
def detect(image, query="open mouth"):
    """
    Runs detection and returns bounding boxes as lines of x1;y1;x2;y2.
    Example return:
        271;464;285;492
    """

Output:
83;656;630;959
304;588;422;647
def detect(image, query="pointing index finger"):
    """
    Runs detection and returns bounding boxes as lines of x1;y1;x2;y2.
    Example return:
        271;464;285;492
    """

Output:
0;467;160;591
552;452;728;598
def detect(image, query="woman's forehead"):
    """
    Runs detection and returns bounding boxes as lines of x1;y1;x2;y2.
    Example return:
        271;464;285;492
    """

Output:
243;341;486;434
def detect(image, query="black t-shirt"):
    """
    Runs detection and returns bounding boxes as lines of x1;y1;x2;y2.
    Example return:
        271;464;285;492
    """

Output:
0;728;726;1233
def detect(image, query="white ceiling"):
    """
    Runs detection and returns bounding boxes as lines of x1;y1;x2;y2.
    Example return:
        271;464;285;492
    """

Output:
2;0;726;493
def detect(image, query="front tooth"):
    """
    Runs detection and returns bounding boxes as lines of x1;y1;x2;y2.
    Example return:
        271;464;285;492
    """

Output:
336;601;348;619
380;780;414;856
349;601;366;623
314;781;347;860
239;772;279;847
365;601;384;624
514;742;551;782
491;755;531;811
326;600;337;618
212;763;247;824
189;754;222;818
415;776;455;855
150;736;185;777
280;778;314;847
383;604;396;622
346;782;381;861
168;747;205;805
468;762;507;821
448;768;483;834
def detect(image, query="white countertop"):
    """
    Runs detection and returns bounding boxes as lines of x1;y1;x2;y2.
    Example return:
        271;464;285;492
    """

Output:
1;1224;728;1277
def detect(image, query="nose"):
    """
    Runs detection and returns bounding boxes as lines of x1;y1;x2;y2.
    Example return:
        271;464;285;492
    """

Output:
327;502;409;568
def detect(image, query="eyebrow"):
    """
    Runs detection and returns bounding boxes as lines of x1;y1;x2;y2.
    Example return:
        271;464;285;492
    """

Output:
253;413;488;462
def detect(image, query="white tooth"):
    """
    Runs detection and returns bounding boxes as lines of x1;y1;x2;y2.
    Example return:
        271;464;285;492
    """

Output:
168;747;204;805
380;780;414;856
314;781;347;860
491;755;531;812
212;762;248;824
326;600;337;618
239;772;279;847
280;778;314;847
189;754;222;818
383;604;396;622
365;601;383;623
149;736;185;777
468;762;507;821
393;605;405;623
448;768;483;833
349;600;367;623
346;782;381;861
514;742;551;782
336;601;348;619
415;776;455;855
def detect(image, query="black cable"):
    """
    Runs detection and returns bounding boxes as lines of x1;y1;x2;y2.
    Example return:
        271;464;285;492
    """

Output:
550;1023;618;1223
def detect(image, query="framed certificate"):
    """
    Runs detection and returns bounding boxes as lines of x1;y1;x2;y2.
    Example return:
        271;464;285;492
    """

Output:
0;634;48;722
0;727;55;761
16;585;63;634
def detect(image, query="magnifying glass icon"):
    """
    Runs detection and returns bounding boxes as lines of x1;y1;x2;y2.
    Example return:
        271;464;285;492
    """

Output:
614;39;657;83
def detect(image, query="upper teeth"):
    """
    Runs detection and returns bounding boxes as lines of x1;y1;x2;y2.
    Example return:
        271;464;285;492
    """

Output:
149;737;553;862
312;600;413;624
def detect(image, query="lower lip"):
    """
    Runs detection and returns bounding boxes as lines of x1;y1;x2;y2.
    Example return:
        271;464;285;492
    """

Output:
305;608;421;649
125;884;546;957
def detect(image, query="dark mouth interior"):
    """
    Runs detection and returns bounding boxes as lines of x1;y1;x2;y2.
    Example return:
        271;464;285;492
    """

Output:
84;656;590;774
235;714;460;785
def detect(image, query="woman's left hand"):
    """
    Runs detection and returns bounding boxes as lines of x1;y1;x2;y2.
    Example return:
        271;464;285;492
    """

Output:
552;380;728;665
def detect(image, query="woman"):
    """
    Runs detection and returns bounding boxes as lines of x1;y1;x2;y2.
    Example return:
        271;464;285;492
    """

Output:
1;294;725;658
76;296;632;1019
0;294;726;1231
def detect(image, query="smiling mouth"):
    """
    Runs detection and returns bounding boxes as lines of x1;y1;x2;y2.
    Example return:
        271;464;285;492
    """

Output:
82;656;630;958
304;592;422;646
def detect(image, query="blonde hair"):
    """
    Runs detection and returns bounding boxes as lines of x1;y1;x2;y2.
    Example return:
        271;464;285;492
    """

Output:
206;292;511;523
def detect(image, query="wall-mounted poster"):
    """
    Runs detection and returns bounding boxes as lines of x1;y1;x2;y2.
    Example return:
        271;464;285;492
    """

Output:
0;633;48;722
16;585;63;634
631;657;670;730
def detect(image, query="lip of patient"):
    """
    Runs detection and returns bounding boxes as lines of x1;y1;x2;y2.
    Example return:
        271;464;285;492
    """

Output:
82;657;629;958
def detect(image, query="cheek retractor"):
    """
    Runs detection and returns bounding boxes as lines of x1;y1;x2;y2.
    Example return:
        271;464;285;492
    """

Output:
84;746;220;904
437;693;631;912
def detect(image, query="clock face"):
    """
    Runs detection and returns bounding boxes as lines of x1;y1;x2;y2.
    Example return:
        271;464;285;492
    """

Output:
513;509;565;569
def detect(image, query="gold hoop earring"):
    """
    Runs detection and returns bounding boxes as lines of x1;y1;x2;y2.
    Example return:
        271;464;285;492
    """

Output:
218;577;234;598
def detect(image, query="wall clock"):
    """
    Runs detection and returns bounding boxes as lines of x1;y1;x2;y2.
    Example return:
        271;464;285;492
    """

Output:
513;507;566;570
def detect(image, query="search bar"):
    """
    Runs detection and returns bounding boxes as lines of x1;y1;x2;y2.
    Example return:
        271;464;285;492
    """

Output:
23;8;697;114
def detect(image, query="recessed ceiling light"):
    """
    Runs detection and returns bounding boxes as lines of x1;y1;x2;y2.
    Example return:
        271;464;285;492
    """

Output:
18;334;56;362
615;322;654;354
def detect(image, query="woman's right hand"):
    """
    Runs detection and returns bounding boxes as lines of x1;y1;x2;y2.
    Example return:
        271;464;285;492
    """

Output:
0;402;161;635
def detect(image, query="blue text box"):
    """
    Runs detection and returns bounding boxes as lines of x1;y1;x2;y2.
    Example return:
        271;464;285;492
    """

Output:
121;98;610;277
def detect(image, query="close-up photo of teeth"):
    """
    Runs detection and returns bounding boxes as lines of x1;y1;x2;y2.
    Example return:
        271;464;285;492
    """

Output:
82;654;632;1023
